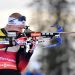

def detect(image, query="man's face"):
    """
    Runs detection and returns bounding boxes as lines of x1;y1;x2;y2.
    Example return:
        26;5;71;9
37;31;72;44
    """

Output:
6;24;25;33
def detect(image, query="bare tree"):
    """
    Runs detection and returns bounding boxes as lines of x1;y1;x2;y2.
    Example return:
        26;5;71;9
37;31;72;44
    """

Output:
24;0;71;75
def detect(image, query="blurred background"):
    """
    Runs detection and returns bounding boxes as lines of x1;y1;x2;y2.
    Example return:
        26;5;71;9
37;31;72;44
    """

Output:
0;0;75;75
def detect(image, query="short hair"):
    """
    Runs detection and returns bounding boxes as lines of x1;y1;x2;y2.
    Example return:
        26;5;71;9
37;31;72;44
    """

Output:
9;13;22;19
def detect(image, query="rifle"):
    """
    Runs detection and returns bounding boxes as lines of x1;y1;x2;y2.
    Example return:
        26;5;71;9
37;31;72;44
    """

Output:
0;25;74;48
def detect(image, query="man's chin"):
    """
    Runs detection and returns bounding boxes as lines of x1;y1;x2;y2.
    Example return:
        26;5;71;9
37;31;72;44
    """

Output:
8;29;21;33
8;30;19;32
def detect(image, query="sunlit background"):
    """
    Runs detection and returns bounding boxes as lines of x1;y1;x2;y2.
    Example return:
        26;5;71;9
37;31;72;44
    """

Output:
0;0;75;75
0;0;33;28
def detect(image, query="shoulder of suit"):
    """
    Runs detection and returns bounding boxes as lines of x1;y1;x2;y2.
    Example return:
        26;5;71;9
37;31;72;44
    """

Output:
0;28;7;36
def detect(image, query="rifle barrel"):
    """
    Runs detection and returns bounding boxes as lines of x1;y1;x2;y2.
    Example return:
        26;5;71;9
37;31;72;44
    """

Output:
55;32;75;34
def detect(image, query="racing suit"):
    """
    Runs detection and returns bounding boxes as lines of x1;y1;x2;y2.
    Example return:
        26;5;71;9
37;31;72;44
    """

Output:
0;28;33;75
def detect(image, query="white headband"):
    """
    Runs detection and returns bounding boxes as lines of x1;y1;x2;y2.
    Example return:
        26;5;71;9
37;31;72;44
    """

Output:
8;17;25;25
